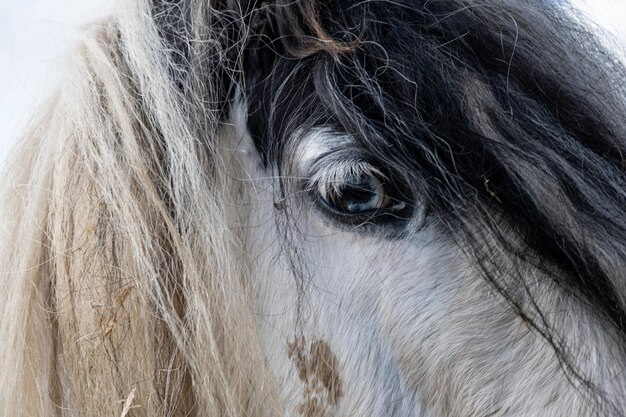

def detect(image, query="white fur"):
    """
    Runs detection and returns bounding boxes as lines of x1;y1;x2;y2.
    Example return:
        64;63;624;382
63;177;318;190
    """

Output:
227;110;626;417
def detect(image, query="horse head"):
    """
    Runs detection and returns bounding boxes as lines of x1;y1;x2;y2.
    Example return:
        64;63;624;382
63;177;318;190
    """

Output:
1;1;626;416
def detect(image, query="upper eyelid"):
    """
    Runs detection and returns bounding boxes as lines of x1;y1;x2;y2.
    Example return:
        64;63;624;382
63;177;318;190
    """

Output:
305;158;387;190
293;131;391;189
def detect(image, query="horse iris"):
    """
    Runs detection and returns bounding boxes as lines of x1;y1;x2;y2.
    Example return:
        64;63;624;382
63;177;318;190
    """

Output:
324;175;388;214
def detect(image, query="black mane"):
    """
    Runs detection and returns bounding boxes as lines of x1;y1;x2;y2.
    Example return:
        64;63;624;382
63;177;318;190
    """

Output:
249;0;626;326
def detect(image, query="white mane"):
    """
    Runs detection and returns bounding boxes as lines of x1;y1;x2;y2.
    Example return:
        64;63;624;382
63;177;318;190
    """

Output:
0;2;279;415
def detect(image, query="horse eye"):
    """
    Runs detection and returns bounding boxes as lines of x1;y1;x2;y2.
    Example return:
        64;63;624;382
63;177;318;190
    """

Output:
319;174;405;215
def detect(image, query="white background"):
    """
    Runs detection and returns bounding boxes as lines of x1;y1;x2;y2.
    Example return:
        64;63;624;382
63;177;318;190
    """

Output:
0;0;110;165
0;0;625;165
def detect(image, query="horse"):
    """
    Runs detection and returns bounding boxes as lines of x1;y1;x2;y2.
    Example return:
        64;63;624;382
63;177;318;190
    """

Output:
1;0;626;416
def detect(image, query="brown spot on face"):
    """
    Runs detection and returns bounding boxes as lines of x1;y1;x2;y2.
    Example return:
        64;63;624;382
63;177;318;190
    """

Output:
309;340;342;405
287;336;343;417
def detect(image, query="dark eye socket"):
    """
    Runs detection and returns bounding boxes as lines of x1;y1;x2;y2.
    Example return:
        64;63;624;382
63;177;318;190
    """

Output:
316;172;410;223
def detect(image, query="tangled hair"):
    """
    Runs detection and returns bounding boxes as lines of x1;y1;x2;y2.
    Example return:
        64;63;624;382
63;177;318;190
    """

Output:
2;0;626;415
